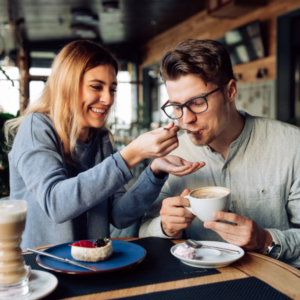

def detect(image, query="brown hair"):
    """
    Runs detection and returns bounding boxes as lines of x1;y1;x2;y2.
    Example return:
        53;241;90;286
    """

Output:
5;40;119;158
160;39;234;86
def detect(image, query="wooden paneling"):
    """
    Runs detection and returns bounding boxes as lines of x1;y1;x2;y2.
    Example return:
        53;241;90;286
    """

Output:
141;0;300;83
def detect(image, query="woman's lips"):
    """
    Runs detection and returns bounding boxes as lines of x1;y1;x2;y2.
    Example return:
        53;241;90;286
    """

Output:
90;107;107;118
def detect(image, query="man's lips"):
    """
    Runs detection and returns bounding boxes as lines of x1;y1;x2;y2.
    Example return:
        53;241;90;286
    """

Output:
187;129;203;135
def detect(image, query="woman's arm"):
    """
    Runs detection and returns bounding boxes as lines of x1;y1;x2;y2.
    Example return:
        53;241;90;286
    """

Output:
12;114;134;224
110;164;168;229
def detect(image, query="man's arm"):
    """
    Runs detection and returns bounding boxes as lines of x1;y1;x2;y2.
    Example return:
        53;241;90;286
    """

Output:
139;178;195;238
204;172;300;268
139;185;175;238
266;171;300;268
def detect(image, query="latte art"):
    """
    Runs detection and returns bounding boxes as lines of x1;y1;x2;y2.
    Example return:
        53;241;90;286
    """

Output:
191;187;229;199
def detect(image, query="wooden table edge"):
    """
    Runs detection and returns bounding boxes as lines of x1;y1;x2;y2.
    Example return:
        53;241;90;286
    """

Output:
245;252;300;277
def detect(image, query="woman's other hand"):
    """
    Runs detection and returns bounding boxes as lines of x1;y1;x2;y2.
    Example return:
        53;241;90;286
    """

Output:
150;155;205;178
120;123;180;170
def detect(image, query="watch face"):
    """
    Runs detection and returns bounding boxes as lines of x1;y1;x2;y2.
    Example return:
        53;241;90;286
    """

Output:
269;245;281;259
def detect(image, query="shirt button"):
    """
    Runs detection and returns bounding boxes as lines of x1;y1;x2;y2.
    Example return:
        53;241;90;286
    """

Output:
206;146;210;150
262;190;267;195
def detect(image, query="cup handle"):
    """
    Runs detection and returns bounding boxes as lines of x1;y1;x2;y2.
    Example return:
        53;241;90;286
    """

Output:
183;195;196;215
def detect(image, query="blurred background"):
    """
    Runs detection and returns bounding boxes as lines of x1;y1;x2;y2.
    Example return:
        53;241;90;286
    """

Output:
1;0;300;199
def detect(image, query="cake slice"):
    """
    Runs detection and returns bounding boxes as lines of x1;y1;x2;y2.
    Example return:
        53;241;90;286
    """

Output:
69;238;113;262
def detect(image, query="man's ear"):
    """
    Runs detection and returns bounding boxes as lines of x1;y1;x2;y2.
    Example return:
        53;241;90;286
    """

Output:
227;79;237;103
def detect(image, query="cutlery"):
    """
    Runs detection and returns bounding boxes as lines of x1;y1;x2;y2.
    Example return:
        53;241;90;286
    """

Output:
27;248;98;271
163;128;198;134
185;239;240;254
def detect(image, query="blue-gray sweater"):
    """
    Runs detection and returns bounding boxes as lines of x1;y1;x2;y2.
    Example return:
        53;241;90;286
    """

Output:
9;113;168;249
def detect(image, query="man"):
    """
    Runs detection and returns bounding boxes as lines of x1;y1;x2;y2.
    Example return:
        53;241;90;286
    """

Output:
139;39;300;268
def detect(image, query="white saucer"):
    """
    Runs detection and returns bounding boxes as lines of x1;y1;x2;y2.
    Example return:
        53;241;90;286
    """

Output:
171;241;244;269
28;270;58;300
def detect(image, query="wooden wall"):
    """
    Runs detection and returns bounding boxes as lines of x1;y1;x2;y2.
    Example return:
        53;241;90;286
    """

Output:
141;0;300;83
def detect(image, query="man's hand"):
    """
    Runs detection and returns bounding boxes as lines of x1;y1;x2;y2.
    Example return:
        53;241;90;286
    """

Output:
151;155;205;178
204;212;273;253
160;189;196;237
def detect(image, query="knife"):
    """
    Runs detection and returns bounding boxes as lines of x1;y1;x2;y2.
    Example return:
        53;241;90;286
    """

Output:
27;248;98;272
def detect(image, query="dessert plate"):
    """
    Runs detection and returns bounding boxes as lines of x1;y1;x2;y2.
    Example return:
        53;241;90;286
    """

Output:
171;241;244;268
36;240;146;274
28;270;58;300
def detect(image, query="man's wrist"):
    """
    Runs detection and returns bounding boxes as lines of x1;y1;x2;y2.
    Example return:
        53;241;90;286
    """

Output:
263;229;274;255
161;221;182;238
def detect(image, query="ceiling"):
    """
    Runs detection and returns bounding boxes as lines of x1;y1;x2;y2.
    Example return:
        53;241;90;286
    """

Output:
0;0;205;61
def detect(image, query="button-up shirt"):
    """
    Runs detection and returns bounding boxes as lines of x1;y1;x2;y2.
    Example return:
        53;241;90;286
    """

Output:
139;111;300;268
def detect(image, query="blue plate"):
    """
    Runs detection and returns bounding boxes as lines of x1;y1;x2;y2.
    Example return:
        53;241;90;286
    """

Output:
36;240;146;274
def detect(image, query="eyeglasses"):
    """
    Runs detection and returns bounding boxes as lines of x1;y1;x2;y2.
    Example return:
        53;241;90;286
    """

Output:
161;86;224;120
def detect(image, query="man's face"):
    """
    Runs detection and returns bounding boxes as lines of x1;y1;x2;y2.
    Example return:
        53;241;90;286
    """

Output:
165;74;231;147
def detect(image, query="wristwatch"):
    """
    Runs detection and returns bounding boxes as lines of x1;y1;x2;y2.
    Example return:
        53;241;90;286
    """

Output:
266;242;281;259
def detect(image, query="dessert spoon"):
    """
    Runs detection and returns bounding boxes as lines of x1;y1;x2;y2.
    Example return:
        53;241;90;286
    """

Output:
163;128;198;134
185;239;240;254
27;248;98;271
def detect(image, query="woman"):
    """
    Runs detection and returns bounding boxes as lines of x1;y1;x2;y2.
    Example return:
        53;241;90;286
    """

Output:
5;40;204;249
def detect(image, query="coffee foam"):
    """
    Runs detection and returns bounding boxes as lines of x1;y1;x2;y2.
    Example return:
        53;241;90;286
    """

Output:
0;200;27;224
191;187;229;199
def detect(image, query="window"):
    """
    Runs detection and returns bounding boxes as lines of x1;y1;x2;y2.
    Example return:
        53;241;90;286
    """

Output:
29;68;52;76
29;81;46;104
0;67;20;116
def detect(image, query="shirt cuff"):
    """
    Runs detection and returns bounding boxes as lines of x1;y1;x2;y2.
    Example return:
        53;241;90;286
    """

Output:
266;229;282;257
145;164;169;186
148;216;182;239
111;152;133;182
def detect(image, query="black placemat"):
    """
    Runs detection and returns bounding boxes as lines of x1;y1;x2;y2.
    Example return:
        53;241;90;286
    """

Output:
114;277;292;300
24;237;219;299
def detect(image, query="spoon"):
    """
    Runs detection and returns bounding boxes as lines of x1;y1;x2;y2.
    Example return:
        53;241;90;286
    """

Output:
163;128;198;134
185;239;240;254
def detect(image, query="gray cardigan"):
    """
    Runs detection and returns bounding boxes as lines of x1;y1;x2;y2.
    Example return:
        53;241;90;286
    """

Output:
9;113;168;249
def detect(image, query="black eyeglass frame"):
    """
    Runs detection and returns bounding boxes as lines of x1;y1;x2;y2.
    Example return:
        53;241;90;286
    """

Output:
161;85;225;120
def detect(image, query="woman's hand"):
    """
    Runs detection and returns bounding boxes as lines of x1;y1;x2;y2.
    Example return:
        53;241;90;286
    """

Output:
120;123;180;171
150;155;205;178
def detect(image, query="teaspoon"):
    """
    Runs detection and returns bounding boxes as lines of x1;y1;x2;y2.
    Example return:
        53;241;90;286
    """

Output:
163;128;198;134
185;239;240;254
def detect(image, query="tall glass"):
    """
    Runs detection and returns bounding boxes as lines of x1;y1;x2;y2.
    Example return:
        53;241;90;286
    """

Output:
0;200;29;299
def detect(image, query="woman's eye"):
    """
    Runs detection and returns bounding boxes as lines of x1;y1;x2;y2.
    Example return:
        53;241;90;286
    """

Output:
91;85;102;90
110;89;117;93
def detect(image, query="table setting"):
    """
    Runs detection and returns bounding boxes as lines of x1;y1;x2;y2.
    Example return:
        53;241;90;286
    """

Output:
20;236;300;300
2;196;300;300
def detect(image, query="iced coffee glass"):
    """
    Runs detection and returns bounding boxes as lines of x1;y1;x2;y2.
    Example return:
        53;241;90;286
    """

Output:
0;200;29;299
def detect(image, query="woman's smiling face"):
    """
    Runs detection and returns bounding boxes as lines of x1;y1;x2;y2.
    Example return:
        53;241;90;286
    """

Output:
78;64;117;139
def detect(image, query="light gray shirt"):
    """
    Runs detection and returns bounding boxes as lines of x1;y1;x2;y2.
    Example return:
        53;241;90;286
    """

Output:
139;111;300;268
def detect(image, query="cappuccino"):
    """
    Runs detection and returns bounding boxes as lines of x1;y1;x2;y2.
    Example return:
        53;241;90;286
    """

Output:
184;187;231;222
191;187;229;199
0;200;27;286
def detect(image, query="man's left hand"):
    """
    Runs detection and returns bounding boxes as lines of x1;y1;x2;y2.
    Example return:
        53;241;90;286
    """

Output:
151;155;205;178
204;212;273;253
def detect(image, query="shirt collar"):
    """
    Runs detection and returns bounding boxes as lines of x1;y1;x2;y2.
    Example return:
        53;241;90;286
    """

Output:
229;110;253;149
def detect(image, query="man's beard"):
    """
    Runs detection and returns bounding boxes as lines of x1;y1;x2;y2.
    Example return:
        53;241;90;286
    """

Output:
189;131;216;147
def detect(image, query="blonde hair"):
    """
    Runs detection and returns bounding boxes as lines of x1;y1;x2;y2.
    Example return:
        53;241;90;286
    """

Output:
5;40;119;159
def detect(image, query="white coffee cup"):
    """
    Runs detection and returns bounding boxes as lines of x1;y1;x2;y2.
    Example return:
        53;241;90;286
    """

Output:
184;187;231;222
